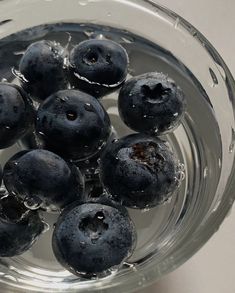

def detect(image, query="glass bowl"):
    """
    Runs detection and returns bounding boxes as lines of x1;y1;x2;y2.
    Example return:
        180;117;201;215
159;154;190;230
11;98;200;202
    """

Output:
0;0;235;292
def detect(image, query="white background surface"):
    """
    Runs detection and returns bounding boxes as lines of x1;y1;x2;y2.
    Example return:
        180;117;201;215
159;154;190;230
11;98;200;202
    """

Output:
139;1;235;293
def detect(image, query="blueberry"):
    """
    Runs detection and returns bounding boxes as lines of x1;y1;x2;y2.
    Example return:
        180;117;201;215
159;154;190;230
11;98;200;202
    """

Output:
118;72;186;134
0;83;34;148
3;149;84;211
99;133;182;209
19;40;67;101
0;196;44;256
36;89;111;161
69;39;129;97
52;202;136;277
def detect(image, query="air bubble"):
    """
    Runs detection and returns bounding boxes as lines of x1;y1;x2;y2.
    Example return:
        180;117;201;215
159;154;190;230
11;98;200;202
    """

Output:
11;68;28;83
13;50;25;56
141;208;150;213
78;0;88;5
174;17;180;29
38;131;45;136
229;128;235;153
24;198;43;210
203;166;209;178
84;30;94;38
0;187;8;198
5;126;10;130
121;37;133;44
173;112;179;117
42;221;50;233
1;78;7;82
209;68;218;87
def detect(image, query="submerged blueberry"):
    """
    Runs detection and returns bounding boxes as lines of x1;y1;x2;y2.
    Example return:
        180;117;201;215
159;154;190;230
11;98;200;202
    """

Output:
3;149;84;210
19;40;67;101
118;72;186;134
0;196;44;256
0;83;34;149
36;89;111;161
52;202;136;277
69;39;129;97
100;133;182;209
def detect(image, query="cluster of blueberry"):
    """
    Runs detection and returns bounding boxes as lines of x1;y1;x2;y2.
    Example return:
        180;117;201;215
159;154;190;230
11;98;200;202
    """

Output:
0;37;186;277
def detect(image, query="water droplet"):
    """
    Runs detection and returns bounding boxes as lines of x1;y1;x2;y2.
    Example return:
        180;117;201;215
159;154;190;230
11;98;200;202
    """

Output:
229;128;235;153
174;17;180;29
209;68;218;87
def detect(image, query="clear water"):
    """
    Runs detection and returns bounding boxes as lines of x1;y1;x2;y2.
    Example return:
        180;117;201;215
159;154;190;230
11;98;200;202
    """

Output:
0;23;222;286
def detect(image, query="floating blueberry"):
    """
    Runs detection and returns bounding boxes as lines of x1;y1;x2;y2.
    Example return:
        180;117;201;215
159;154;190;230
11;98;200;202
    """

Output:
118;72;186;134
19;40;67;101
36;89;111;161
99;133;182;209
0;196;44;256
69;39;129;97
0;83;34;149
52;202;136;277
3;149;84;211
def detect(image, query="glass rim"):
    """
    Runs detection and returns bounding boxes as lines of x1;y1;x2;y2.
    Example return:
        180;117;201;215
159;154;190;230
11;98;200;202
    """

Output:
0;0;235;292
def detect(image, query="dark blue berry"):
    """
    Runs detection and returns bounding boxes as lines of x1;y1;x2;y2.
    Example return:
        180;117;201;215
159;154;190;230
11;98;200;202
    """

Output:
52;202;136;277
36;89;111;161
99;133;181;209
0;196;44;256
118;72;186;134
3;149;84;211
0;83;34;148
19;40;67;101
69;39;128;97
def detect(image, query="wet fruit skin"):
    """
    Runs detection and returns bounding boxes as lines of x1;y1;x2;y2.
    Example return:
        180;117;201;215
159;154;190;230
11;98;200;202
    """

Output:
36;89;111;161
99;133;180;209
118;72;186;134
3;149;84;210
0;83;35;149
69;39;129;97
0;196;44;257
52;202;136;277
19;40;67;101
